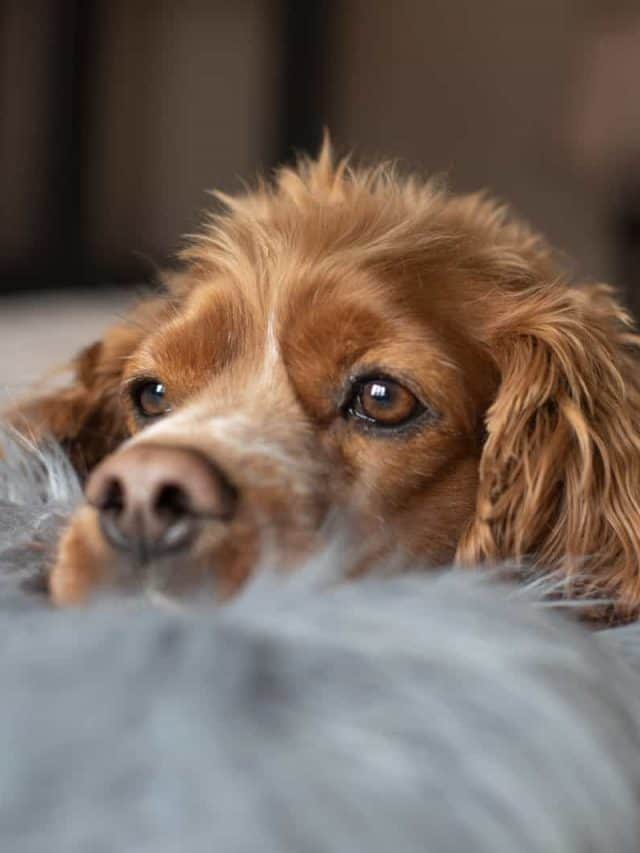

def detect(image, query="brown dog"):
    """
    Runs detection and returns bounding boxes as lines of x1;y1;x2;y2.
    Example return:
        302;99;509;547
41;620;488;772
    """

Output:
8;144;640;616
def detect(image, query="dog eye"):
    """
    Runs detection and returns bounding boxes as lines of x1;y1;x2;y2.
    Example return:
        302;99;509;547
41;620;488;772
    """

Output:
348;378;424;427
131;380;171;419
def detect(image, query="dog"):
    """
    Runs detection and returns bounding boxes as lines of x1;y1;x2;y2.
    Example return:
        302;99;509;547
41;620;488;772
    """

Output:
6;142;640;615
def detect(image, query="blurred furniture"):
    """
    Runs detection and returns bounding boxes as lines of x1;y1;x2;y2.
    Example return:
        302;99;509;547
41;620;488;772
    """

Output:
0;0;328;289
2;0;640;312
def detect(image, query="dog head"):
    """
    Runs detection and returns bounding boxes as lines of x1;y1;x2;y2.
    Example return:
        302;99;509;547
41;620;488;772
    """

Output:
11;144;640;612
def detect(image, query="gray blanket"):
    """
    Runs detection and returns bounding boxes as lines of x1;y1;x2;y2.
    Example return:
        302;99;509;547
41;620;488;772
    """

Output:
1;432;640;852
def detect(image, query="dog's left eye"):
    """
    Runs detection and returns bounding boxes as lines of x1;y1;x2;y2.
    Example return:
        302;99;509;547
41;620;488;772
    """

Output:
131;380;171;419
347;378;424;427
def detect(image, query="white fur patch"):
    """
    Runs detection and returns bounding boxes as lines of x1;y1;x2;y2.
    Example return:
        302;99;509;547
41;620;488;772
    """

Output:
261;312;281;381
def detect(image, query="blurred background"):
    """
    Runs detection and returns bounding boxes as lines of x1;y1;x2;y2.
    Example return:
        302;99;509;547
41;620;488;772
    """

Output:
2;0;640;398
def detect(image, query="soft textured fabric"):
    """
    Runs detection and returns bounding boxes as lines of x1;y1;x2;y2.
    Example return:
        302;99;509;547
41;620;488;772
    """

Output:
1;431;640;853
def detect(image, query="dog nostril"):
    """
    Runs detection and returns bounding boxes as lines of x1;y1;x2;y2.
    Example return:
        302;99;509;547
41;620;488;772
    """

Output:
153;484;192;521
98;477;126;513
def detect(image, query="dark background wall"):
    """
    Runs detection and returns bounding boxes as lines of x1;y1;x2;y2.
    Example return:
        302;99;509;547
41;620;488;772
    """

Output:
2;1;640;310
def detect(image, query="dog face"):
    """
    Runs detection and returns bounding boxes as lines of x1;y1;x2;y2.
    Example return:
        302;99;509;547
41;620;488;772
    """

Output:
110;247;495;592
10;146;640;614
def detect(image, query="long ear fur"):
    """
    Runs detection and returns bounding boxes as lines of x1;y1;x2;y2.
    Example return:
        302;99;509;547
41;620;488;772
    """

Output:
3;297;170;475
456;282;640;618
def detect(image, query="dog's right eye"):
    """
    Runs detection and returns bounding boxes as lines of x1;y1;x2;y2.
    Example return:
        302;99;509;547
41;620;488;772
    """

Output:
344;375;426;430
131;380;171;419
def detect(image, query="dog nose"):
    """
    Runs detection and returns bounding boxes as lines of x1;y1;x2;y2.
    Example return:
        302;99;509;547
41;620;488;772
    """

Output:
85;445;236;561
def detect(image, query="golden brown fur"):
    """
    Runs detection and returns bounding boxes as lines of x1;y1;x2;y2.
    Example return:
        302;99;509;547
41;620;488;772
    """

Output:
7;142;640;617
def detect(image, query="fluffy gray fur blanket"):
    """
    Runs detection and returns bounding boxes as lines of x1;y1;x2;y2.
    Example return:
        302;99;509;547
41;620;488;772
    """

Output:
1;433;640;852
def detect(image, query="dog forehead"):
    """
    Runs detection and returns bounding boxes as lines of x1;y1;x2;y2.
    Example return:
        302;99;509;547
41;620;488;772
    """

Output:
160;265;375;359
140;239;483;421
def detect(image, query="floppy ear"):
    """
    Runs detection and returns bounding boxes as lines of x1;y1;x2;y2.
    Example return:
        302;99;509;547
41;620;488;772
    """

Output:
456;282;640;617
4;297;170;475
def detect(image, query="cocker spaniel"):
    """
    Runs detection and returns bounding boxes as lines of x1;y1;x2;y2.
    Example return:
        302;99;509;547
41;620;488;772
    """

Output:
7;143;640;617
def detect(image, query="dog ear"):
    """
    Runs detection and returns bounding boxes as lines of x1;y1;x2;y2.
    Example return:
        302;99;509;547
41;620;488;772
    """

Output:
456;282;640;617
4;297;170;475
